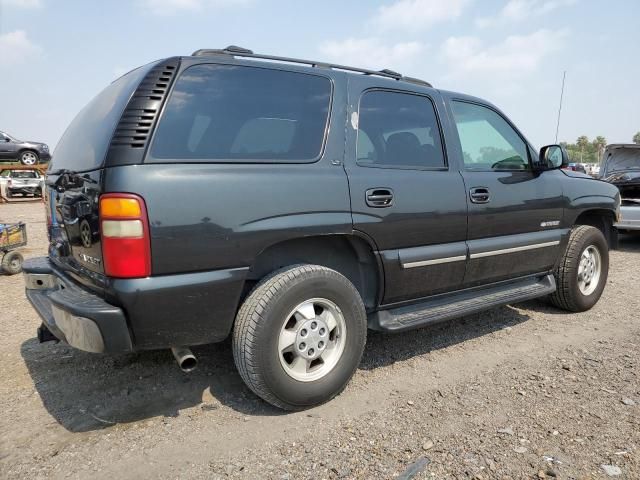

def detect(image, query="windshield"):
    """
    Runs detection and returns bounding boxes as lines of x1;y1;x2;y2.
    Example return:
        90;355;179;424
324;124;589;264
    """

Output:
1;131;20;142
604;148;640;173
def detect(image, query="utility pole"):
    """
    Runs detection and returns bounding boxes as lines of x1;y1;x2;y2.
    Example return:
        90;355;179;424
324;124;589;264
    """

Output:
555;71;566;143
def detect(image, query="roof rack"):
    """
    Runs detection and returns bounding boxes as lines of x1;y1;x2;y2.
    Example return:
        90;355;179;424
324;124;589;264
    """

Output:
191;46;433;88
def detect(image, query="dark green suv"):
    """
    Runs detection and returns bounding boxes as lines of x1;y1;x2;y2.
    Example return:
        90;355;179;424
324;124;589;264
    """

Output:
23;47;620;410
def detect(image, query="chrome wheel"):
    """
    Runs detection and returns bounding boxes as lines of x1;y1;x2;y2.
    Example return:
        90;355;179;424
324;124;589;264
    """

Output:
21;151;37;165
577;245;601;296
278;298;347;382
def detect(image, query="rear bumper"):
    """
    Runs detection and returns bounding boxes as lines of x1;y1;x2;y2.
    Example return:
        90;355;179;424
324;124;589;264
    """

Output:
8;186;42;194
23;257;133;353
24;256;250;352
615;206;640;230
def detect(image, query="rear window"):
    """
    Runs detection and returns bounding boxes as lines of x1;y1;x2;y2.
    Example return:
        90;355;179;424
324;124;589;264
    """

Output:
11;171;38;178
150;64;332;162
51;62;156;172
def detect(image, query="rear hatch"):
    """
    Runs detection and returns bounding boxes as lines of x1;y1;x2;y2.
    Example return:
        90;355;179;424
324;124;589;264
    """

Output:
46;62;161;291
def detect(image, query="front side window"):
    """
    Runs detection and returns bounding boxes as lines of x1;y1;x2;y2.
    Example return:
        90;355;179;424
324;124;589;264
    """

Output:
451;101;530;171
357;90;446;169
151;64;332;162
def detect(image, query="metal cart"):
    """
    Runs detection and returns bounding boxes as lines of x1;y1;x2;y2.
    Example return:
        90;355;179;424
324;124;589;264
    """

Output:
0;222;27;274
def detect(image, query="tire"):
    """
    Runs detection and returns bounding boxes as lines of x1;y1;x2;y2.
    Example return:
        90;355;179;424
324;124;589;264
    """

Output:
550;225;609;312
233;264;367;411
2;251;24;275
19;150;39;165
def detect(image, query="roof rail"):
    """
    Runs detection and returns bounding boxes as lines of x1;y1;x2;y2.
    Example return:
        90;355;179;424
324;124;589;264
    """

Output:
191;46;432;87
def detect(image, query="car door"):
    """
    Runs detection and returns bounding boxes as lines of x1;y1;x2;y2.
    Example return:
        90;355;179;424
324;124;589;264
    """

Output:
345;80;468;305
445;96;566;287
0;134;13;159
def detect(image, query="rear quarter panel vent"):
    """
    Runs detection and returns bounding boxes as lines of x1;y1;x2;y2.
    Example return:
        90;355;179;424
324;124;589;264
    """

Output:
105;57;181;166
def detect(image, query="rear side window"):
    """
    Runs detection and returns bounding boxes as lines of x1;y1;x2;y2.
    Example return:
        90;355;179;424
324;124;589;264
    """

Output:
150;64;332;162
357;90;446;169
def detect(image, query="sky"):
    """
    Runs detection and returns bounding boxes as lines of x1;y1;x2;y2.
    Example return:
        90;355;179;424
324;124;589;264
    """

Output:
1;0;639;150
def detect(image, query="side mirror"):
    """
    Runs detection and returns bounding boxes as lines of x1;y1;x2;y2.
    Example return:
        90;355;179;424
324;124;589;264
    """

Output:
538;144;567;170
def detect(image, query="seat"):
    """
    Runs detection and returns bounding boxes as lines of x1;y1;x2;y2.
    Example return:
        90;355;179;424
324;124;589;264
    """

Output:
384;132;424;167
421;144;443;168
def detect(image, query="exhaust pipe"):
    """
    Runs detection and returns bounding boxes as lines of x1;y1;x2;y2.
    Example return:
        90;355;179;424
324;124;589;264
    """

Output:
171;347;197;372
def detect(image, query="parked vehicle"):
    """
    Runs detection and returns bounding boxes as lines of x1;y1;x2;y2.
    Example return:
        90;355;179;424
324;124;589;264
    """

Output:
0;131;50;165
0;168;44;198
23;47;620;410
600;144;640;231
564;162;587;174
0;222;27;274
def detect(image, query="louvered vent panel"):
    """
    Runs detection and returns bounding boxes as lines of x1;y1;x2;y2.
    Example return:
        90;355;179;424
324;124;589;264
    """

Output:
105;57;180;165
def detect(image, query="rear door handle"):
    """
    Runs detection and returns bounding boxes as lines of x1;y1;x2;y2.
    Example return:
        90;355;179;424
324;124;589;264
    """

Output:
469;187;490;204
366;188;394;208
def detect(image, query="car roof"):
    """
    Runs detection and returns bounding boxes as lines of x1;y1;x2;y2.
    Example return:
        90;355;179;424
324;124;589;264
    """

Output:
183;46;434;89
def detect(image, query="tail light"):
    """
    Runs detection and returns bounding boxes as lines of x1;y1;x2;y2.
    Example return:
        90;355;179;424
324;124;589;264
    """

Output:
99;193;151;278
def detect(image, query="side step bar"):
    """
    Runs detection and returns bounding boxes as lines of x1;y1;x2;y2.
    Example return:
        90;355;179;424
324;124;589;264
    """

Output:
369;274;556;332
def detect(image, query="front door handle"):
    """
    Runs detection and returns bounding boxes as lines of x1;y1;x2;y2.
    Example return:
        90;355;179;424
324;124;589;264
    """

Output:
469;187;490;204
366;188;394;208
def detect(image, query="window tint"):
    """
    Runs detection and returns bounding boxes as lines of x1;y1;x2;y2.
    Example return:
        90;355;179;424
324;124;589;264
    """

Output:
151;64;332;162
357;91;445;169
451;101;530;171
356;130;376;164
51;63;154;172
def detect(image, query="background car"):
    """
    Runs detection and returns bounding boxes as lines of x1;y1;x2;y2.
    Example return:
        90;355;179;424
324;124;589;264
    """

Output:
564;162;587;174
0;168;44;198
0;131;50;165
600;144;640;232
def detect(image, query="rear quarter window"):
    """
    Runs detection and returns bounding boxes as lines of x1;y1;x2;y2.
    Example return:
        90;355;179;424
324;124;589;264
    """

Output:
149;64;332;163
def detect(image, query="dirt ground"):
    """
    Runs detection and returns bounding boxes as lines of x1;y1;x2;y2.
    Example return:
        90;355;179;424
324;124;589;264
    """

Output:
1;201;638;479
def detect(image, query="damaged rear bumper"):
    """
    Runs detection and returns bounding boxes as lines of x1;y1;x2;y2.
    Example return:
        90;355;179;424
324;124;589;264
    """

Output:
23;257;133;353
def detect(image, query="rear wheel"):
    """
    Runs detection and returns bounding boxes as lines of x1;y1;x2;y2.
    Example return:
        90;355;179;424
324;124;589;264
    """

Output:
2;251;24;275
20;151;39;165
233;264;367;410
550;225;609;312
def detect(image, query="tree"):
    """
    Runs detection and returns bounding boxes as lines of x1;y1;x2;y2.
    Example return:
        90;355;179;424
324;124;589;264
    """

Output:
576;136;589;162
634;131;640;144
593;136;607;163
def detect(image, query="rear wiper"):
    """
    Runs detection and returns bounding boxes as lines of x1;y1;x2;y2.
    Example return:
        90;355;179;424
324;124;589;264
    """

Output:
46;169;97;191
48;168;77;176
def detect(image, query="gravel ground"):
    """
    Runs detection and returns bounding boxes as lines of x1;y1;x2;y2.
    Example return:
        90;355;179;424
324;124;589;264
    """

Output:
1;201;639;479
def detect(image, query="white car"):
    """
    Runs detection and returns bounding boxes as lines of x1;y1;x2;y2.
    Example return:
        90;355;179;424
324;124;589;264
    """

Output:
0;168;45;198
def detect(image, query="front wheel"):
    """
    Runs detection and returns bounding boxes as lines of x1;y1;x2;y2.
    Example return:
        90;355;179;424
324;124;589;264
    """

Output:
20;151;39;165
233;264;367;410
550;225;609;312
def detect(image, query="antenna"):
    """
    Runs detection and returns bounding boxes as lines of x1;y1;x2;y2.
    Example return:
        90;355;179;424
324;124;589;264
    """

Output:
555;71;566;143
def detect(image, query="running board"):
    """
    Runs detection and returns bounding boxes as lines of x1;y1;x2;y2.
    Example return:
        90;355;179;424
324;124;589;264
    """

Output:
369;274;556;332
